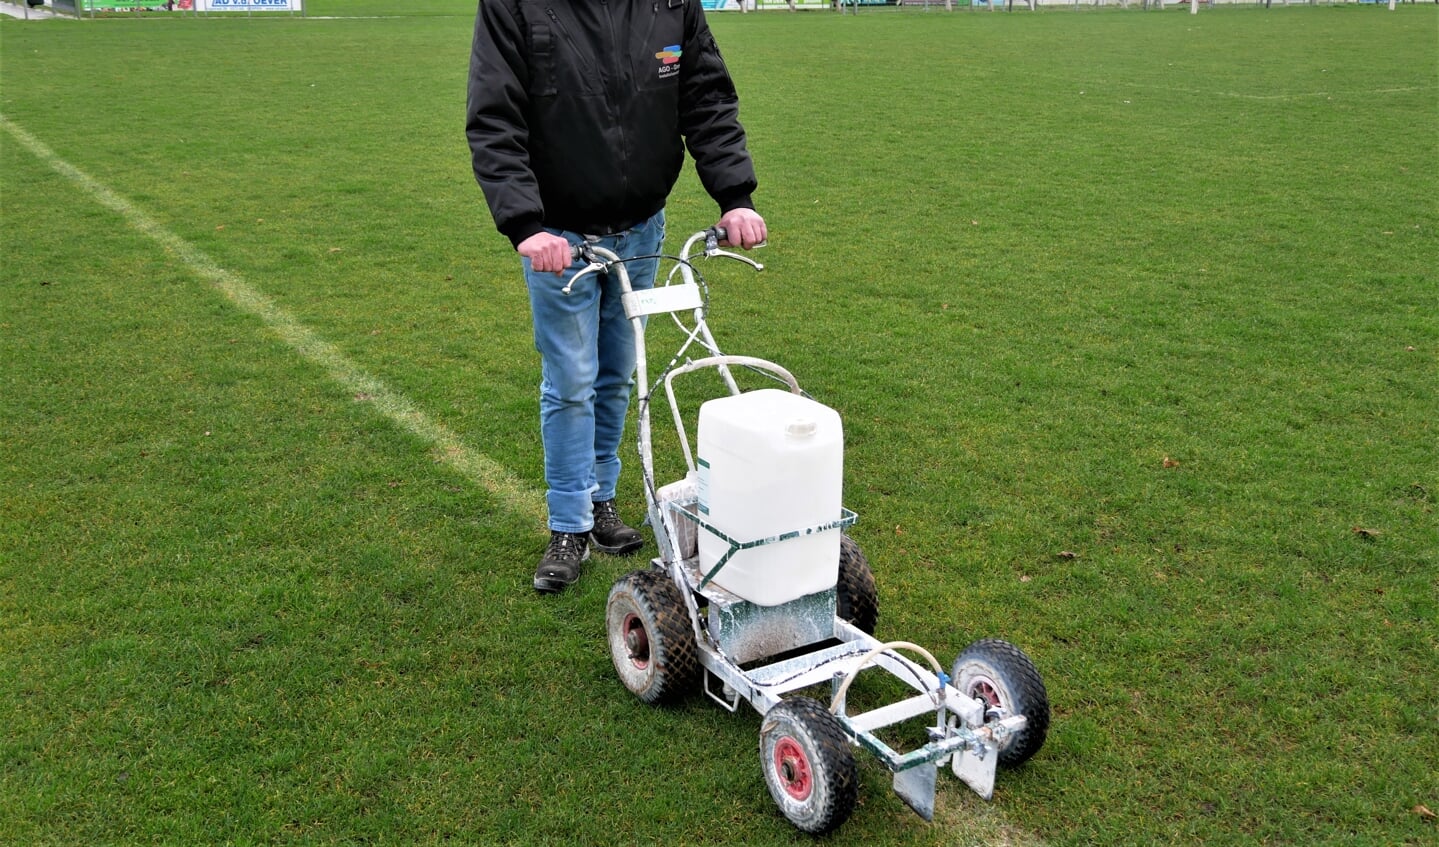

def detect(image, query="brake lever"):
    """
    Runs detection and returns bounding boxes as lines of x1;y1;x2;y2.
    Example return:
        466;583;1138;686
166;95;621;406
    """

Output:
703;226;765;271
705;248;764;272
563;242;607;295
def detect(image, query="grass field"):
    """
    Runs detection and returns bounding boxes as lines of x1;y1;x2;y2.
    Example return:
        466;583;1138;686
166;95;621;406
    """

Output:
3;4;1437;845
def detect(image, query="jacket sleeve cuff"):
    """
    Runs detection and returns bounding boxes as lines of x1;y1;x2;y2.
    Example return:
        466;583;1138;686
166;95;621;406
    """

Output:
503;218;545;250
716;193;755;215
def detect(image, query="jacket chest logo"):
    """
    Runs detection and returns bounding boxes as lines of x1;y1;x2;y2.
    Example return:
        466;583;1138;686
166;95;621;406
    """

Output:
654;45;681;79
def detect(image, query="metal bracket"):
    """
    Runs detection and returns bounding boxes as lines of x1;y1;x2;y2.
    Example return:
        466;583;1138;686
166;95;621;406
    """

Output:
892;763;938;821
952;715;1026;801
952;737;999;801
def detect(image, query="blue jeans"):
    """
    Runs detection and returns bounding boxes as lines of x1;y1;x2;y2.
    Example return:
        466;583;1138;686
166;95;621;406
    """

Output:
524;210;664;533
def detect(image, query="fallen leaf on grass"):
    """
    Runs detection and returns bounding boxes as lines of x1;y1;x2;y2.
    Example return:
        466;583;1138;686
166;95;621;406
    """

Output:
354;392;374;401
1057;551;1079;560
1162;456;1181;469
1019;574;1032;583
1351;526;1381;539
894;525;904;536
328;247;343;253
1414;804;1436;821
214;224;225;231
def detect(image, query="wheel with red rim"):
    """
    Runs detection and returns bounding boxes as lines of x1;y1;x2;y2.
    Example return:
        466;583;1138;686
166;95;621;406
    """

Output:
952;638;1050;768
605;570;698;704
758;697;857;834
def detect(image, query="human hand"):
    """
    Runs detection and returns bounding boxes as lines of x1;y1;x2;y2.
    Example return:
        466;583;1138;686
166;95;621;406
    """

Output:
717;208;767;250
518;231;574;275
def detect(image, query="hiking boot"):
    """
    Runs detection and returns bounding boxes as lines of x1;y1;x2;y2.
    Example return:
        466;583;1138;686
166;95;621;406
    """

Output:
590;499;643;556
533;531;590;593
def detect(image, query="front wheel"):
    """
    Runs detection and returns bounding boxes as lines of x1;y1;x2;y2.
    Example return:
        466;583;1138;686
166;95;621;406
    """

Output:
759;697;858;835
952;638;1050;768
605;570;698;704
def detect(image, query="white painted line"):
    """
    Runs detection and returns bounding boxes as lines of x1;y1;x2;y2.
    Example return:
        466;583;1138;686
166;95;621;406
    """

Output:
1;113;546;529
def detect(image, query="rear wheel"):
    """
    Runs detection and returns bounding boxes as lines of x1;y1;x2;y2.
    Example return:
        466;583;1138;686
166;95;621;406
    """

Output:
836;535;878;634
759;697;858;834
605;570;698;704
952;638;1050;767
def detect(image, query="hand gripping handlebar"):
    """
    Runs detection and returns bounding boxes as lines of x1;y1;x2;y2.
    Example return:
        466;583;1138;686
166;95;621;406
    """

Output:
562;227;764;295
695;226;765;271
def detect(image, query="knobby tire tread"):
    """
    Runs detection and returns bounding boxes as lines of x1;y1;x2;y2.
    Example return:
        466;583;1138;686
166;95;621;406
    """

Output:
836;535;879;635
627;569;699;704
762;697;858;835
956;638;1050;767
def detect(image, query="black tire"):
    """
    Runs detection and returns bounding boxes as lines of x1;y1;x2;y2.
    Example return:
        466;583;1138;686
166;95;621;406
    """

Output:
951;638;1050;768
836;535;878;635
758;697;859;835
605;570;699;705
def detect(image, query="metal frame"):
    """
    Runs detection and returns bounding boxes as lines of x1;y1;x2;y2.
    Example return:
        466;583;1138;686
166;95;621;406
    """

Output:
580;229;1031;820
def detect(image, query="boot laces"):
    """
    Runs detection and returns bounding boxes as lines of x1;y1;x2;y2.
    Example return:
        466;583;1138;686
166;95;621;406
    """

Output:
593;500;625;531
546;532;586;562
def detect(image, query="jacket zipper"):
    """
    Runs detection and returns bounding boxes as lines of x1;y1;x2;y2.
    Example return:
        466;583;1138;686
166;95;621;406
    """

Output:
599;0;630;198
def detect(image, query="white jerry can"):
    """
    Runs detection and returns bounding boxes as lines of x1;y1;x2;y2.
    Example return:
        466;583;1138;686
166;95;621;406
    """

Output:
696;389;844;606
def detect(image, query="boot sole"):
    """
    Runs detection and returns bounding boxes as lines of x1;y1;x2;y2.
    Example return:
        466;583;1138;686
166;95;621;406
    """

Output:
590;534;643;556
533;573;577;593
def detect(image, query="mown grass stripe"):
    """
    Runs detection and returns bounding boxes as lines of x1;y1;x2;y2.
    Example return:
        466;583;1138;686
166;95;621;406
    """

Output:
1;113;547;530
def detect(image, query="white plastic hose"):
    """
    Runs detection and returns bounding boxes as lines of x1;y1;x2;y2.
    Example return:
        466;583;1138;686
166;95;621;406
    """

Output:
829;641;947;715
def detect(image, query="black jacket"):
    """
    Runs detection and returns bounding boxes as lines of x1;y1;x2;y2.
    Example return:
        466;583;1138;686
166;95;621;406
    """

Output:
467;0;758;247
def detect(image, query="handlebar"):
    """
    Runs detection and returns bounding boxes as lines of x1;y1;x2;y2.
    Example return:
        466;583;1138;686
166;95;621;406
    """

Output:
562;227;763;295
685;227;765;271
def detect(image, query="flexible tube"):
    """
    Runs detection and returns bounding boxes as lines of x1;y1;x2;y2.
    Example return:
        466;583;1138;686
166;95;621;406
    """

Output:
829;640;949;715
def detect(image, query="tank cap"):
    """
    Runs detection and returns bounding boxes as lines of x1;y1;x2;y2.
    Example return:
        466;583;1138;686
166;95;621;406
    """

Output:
785;418;818;438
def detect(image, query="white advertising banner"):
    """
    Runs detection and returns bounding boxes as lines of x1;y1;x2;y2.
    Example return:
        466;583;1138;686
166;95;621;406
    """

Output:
194;0;301;10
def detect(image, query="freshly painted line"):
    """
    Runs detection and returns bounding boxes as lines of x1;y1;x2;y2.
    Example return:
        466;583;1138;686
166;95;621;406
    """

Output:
1;114;546;529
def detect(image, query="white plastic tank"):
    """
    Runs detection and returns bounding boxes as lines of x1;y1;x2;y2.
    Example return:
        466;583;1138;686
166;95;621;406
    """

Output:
696;389;844;606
